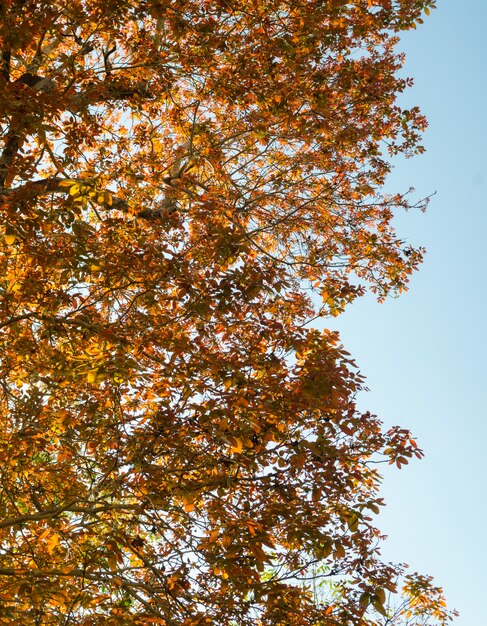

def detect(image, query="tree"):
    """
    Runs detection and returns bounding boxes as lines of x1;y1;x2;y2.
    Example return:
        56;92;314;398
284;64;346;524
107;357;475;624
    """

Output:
0;0;456;624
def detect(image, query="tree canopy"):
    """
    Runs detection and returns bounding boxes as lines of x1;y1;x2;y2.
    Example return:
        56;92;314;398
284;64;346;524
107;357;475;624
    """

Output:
0;0;456;624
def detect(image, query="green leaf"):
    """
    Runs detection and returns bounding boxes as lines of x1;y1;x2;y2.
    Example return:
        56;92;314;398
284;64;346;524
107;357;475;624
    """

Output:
371;595;388;617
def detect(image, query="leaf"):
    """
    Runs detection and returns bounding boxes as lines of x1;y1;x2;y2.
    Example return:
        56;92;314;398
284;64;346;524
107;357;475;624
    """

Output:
359;593;370;609
182;494;195;512
334;543;345;559
46;533;60;555
319;541;333;558
345;511;360;532
371;595;388;617
249;543;267;562
86;369;99;383
375;588;386;604
84;344;102;357
4;233;16;245
107;554;118;572
104;190;113;206
229;437;243;454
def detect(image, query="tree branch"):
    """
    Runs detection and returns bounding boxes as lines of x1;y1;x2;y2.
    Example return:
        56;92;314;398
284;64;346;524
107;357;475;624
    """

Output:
0;130;22;188
0;312;39;329
0;177;177;221
0;501;142;530
1;50;10;81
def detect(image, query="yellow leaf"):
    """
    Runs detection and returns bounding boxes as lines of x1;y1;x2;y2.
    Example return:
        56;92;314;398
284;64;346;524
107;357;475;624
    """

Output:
86;369;99;383
230;437;243;454
37;528;51;541
4;233;16;245
84;344;102;356
9;281;21;293
46;533;60;554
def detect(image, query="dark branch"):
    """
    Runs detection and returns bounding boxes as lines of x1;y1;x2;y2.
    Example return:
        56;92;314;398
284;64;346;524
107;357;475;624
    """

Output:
0;131;22;188
1;50;10;81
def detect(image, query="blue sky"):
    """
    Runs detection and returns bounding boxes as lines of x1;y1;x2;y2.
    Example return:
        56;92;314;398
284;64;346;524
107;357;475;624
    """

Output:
329;2;485;623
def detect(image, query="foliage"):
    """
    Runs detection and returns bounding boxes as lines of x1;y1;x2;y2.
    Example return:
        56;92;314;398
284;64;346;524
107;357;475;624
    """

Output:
309;566;457;626
0;0;456;624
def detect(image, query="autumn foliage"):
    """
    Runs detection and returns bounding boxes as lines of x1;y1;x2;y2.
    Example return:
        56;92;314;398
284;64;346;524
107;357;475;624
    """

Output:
0;0;456;624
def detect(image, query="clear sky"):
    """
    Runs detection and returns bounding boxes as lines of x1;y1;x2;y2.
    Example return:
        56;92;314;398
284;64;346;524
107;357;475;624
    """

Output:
327;2;485;624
